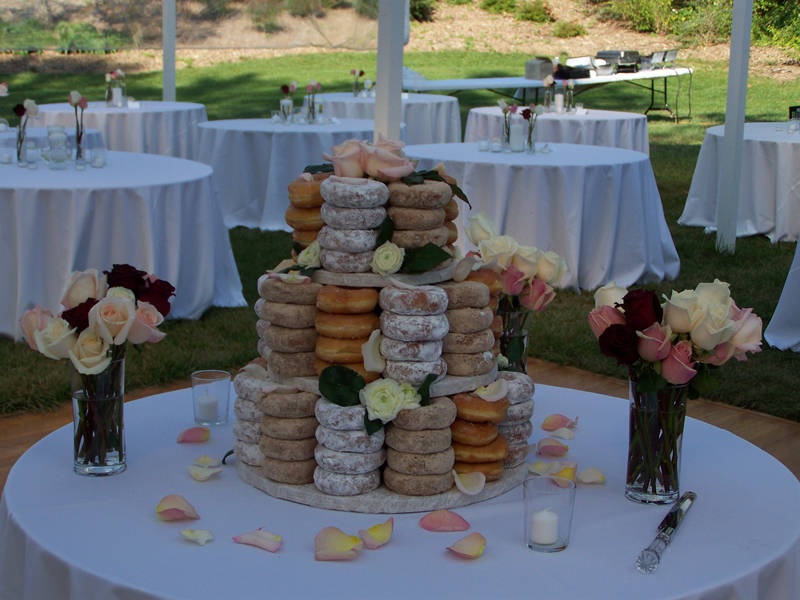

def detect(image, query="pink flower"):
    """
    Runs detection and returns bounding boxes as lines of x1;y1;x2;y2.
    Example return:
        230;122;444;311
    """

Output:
509;104;518;114
728;304;763;361
350;68;357;75
360;144;415;181
331;146;365;178
636;322;672;362
315;82;321;91
701;342;734;366
588;305;625;338
373;134;407;158
126;301;167;345
78;97;88;110
501;265;526;296
19;306;54;351
519;278;555;312
306;84;314;94
661;340;697;385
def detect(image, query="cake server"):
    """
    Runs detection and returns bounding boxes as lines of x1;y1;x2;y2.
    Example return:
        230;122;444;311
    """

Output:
636;491;697;574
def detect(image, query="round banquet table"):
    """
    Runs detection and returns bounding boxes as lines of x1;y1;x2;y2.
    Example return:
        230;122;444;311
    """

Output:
765;241;800;352
32;101;208;159
315;92;461;145
1;384;799;600
406;142;679;292
195;118;408;230
679;123;800;242
0;127;104;151
464;107;650;154
0;151;245;341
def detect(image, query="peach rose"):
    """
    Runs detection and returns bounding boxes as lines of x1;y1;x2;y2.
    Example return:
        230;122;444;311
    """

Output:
519;278;555;312
61;269;107;310
727;304;763;361
19;306;54;351
33;317;77;360
126;301;166;345
588;305;625;338
373;134;407;157
636;322;672;362
661;340;696;385
360;144;415;181
323;139;365;178
501;264;526;296
68;328;111;375
88;297;135;345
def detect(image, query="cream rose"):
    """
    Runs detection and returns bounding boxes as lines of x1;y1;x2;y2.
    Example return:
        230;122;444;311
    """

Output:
465;212;498;246
23;99;38;117
511;245;541;279
372;242;405;276
359;379;408;424
19;306;53;351
89;297;135;345
68;328;111;375
662;290;701;334
126;301;166;345
297;240;322;269
536;251;567;286
399;383;421;410
593;281;628;309
32;317;77;360
689;302;735;351
695;279;732;311
106;286;136;301
373;134;407;157
61;269;107;310
478;236;518;269
68;91;82;106
360;144;415;181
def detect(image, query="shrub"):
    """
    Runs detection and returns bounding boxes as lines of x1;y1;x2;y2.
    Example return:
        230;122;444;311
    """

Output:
553;21;586;37
355;0;380;19
601;0;672;33
286;0;327;18
671;0;732;45
248;0;283;33
410;0;438;21
448;0;474;4
480;0;517;15
515;0;554;22
752;0;800;50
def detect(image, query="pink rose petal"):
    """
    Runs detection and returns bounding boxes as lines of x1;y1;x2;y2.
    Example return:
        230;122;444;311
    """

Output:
358;517;393;549
177;427;210;443
447;532;486;559
314;527;363;561
537;438;569;457
179;529;214;545
156;494;200;521
233;528;283;552
541;414;578;431
420;509;470;532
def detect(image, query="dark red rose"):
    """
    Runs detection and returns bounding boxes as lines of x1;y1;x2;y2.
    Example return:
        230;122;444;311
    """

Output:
13;104;25;118
281;84;289;94
521;108;531;120
105;264;147;294
598;324;640;366
62;298;98;332
620;289;663;332
137;278;175;317
359;70;365;77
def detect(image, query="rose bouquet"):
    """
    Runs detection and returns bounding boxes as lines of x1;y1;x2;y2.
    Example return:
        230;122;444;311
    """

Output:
12;99;38;164
542;74;554;112
497;100;517;144
350;68;365;96
521;104;545;152
20;264;174;475
305;79;321;123
107;70;126;107
68;91;88;161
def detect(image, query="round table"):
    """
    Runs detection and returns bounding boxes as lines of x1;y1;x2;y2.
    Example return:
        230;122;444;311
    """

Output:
406;142;679;292
195;118;408;230
315;92;461;145
765;241;800;352
1;384;798;600
679;123;800;242
464;107;650;154
0;151;245;341
0;127;104;151
32;101;208;159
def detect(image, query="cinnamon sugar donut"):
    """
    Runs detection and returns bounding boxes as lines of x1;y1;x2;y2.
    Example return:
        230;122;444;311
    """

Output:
442;350;496;377
465;269;503;296
387;181;451;209
285;205;324;231
386;447;455;476
314;359;381;383
320;177;389;209
321;203;387;230
316;425;385;454
315;444;385;475
263;325;318;353
255;299;318;328
288;173;329;208
320;248;374;273
315;335;369;364
504;442;529;468
443;197;459;221
292;229;319;248
268;350;317;377
383;357;447;386
261;456;317;485
316;285;379;314
498;421;534;444
453;460;505;482
315;311;379;339
258;391;319;419
380;312;449;342
317;226;380;253
452;436;509;463
441;329;495;354
498;371;536;405
444;221;458;245
379;285;449;316
258;276;322;305
379;338;443;362
315;397;367;431
259;434;317;461
383;467;454;496
393;397;457;431
260;414;319;440
450;419;499;446
436;281;491;309
451;392;510;423
386;206;446;230
391;226;449;250
445;307;494;334
314;466;381;496
385;424;451;454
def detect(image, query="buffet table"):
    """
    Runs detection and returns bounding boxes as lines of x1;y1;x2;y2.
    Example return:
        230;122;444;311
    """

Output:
2;384;798;600
315;92;461;145
679;123;800;242
464;108;650;154
406;143;679;291
0;151;245;341
195;118;408;230
765;241;800;352
33;101;208;159
0;127;104;151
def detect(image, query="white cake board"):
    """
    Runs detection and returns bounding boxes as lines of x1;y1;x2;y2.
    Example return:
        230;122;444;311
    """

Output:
312;263;455;288
237;461;527;514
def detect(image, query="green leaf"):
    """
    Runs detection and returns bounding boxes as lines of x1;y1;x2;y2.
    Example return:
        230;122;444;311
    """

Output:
298;267;317;277
503;336;526;373
401;169;471;209
222;449;234;465
691;367;720;396
399;243;451;274
417;373;438;406
375;215;395;247
303;163;334;174
364;414;383;436
635;372;667;394
401;172;425;186
278;263;301;273
318;365;366;406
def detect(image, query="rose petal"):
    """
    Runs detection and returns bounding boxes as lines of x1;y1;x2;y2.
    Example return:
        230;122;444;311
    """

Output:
358;517;393;549
453;255;482;282
537;438;569;457
314;527;363;561
549;427;575;440
473;379;508;402
156;495;200;521
179;529;214;545
361;329;386;373
233;528;283;552
420;509;470;532
239;363;269;379
268;272;311;284
541;414;578;431
447;532;486;559
177;427;210;443
552;462;577;486
527;460;559;476
193;455;221;467
188;465;223;481
453;470;486;495
578;466;606;484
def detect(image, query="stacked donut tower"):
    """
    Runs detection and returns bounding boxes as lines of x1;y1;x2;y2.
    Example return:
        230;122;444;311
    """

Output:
386;179;458;255
285;173;330;258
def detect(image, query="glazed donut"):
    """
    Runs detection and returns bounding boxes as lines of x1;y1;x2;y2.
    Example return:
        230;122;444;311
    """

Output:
317;226;379;253
258;276;322;305
503;442;530;468
315;444;386;475
255;299;318;328
383;357;447;387
261;456;317;485
315;397;367;431
453;460;505;482
263;325;318;353
490;315;503;339
452;436;509;463
444;221;458;245
316;285;379;314
285;205;324;231
260;414;319;440
315;425;385;454
233;420;261;444
450;419;499;446
441;329;495;354
314;359;381;383
268;350;318;377
314;466;381;496
497;371;536;405
391;226;449;250
233;397;262;423
451;392;510;424
288;172;329;208
320;177;389;209
443;197;459;221
258;391;319;419
445;307;494;334
387;181;451;209
379;285;449;316
320;248;374;273
234;439;265;466
385;447;455;476
442;350;496;377
379;337;443;362
380;311;449;342
256;319;269;340
393;396;457;431
315;311;379;339
487;296;500;313
465;269;503;296
383;466;454;496
498;421;534;444
436;281;490;309
258;434;318;461
315;335;369;364
386;206;446;231
320;203;387;230
385;424;451;454
292;229;319;248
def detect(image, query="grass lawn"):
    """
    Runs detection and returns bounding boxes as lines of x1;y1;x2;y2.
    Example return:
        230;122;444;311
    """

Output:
1;51;798;417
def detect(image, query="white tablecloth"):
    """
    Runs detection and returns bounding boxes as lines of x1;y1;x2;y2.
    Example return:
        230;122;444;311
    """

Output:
765;241;800;351
0;127;104;151
407;143;679;291
195;118;408;230
2;384;798;600
464;107;649;154
0;151;245;340
679;123;800;242
315;92;461;145
32;102;208;159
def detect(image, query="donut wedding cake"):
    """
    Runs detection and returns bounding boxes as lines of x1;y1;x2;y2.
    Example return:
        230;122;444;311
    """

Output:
234;137;536;509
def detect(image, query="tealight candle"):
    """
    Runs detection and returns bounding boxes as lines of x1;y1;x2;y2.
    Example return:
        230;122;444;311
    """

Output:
489;139;503;152
112;87;123;107
0;123;7;132
1;153;11;164
478;138;489;152
530;508;559;545
196;395;219;422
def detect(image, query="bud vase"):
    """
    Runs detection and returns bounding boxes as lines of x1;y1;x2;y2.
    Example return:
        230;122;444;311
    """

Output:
306;96;316;124
353;81;360;97
72;356;126;476
544;90;551;113
497;305;533;373
280;98;293;123
16;125;27;167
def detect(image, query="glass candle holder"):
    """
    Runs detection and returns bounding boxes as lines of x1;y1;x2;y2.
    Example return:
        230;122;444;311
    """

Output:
191;371;231;426
524;476;576;552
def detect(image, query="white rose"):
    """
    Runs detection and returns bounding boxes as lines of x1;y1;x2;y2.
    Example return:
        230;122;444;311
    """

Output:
662;290;701;334
68;91;82;106
695;279;732;311
536;251;567;285
61;269;107;310
593;281;628;309
478;236;518;269
372;242;405;276
465;212;498;246
88;297;135;345
511;245;541;279
297;240;321;269
33;318;77;360
68;328;111;375
106;286;136;301
399;383;421;409
23;99;38;117
126;301;166;345
359;379;407;424
690;302;736;351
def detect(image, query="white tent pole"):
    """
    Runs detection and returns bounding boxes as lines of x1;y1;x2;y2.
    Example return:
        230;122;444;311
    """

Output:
374;0;405;142
162;0;177;102
716;0;754;253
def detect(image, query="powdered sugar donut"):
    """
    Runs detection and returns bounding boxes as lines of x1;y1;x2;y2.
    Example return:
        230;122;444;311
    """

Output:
379;338;442;362
315;425;385;454
257;338;270;360
383;357;447;386
256;318;270;340
321;203;387;230
499;399;534;424
317;226;379;253
320;177;389;209
379;285;449;316
497;371;536;405
380;311;449;342
234;440;265;466
314;466;381;496
315;397;367;431
233;420;261;444
314;444;386;475
234;397;262;423
504;441;530;468
320;248;374;273
498;421;534;444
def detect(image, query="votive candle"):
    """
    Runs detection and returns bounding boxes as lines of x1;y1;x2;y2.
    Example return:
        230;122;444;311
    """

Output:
530;508;559;545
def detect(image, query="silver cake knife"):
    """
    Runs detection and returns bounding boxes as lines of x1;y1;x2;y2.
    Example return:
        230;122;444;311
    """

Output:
636;491;697;574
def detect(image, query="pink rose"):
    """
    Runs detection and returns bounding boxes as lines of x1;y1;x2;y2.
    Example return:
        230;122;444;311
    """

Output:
501;265;526;296
727;304;763;361
588;305;625;338
509;104;518;114
78;96;88;110
315;82;321;91
61;269;107;310
19;306;54;350
350;68;357;75
88;297;136;345
126;301;167;345
519;278;555;312
306;84;314;94
360;144;415;181
373;134;407;158
330;146;365;178
661;340;697;385
701;342;735;366
636;322;672;362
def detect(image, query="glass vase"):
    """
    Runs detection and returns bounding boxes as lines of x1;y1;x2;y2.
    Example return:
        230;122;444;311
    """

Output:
544;90;551;113
280;98;293;123
111;80;127;108
527;121;536;154
16;124;27;167
566;89;575;112
626;379;688;504
72;356;126;476
353;80;360;97
306;96;316;124
497;306;533;373
105;82;113;107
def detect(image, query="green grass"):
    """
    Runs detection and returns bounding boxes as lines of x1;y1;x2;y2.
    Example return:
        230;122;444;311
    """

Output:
1;51;798;418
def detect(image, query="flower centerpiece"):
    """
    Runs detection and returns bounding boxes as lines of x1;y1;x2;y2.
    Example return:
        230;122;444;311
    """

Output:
566;79;575;112
305;79;321;124
68;91;88;163
363;79;375;97
20;264;174;476
12;99;38;166
542;74;554;112
588;280;762;504
498;100;518;148
280;81;298;122
521;104;545;153
108;69;126;107
350;68;365;97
